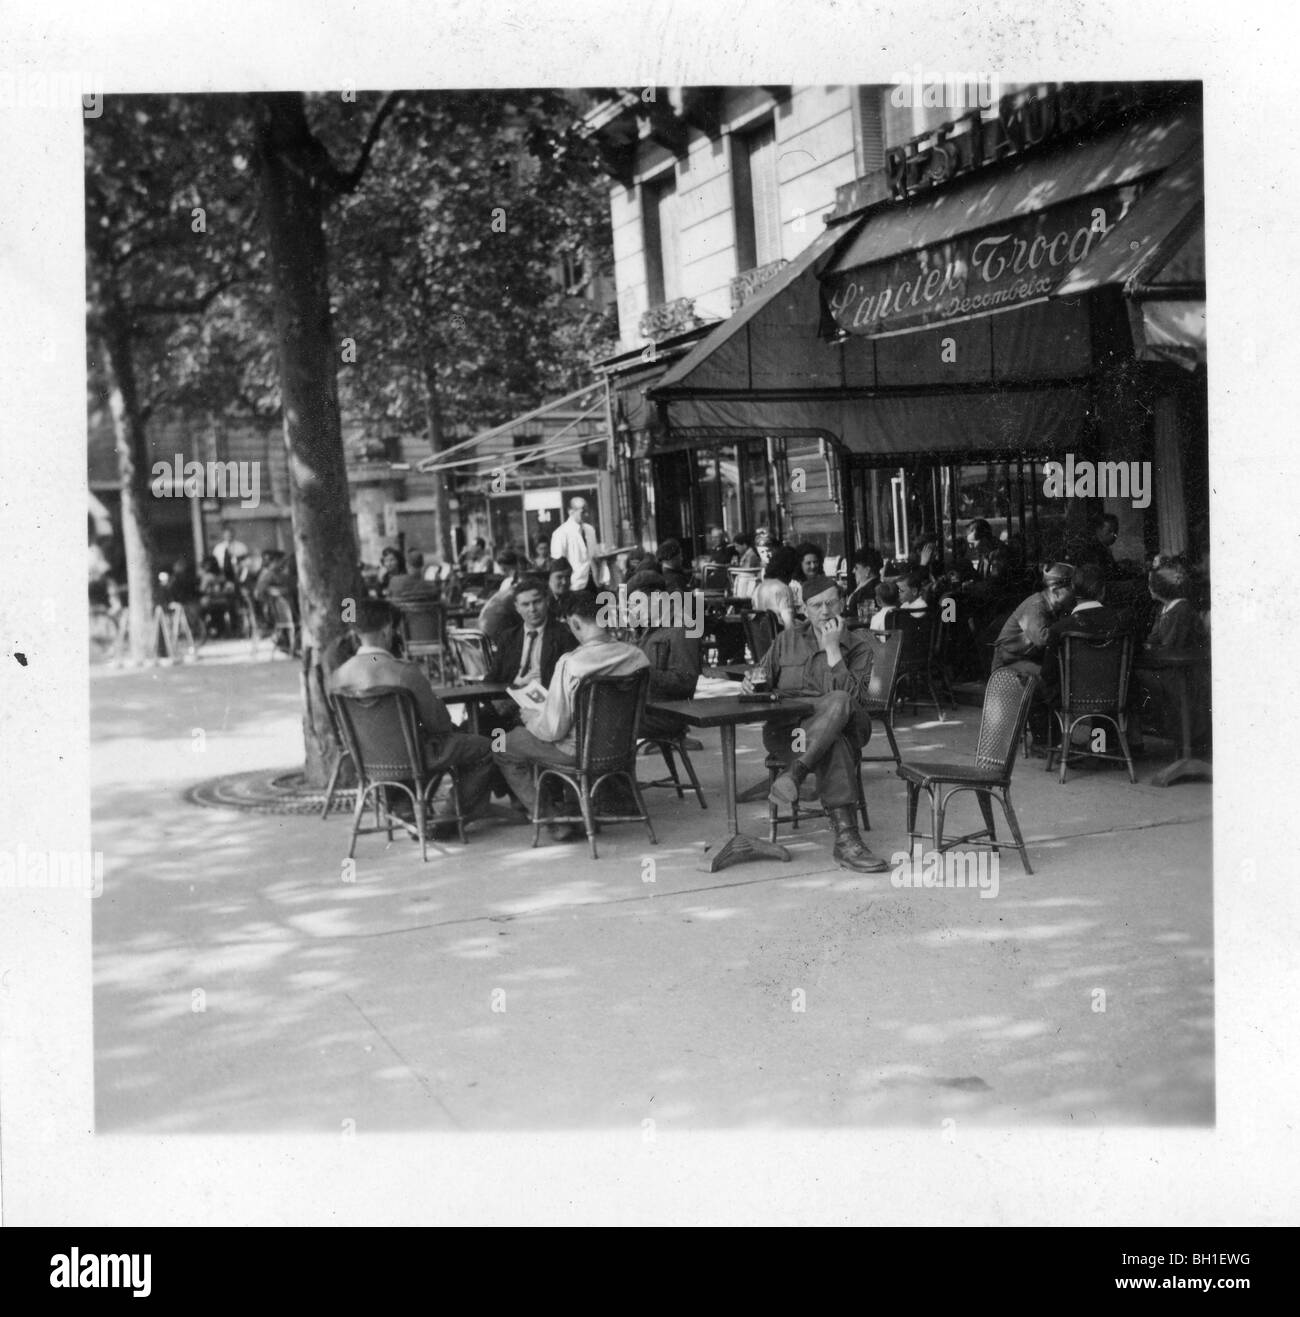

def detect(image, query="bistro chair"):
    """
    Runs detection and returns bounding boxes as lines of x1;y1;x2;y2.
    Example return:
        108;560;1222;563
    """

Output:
265;589;300;657
393;599;450;682
697;561;731;593
531;669;656;860
741;609;777;666
727;565;761;601
313;661;355;821
766;748;871;841
331;685;468;862
1047;629;1137;785
447;627;495;683
894;610;946;720
856;627;906;768
636;729;708;809
897;667;1037;874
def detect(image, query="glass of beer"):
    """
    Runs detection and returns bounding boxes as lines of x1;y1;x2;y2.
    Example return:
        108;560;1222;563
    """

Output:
747;665;769;693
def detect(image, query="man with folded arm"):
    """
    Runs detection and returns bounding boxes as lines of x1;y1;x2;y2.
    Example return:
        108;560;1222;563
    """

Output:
329;599;499;837
743;575;887;873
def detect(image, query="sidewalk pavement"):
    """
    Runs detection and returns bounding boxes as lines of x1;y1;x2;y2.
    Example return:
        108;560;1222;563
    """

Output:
91;649;1213;1132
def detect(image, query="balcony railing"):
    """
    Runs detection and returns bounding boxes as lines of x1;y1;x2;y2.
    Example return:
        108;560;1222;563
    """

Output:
730;259;790;312
638;296;705;343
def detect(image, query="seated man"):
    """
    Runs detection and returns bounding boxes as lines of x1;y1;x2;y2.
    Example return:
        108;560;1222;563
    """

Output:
482;574;578;732
960;519;999;583
845;548;883;617
388;548;442;602
624;570;702;743
744;575;888;874
655;539;691;593
494;590;649;843
990;563;1075;677
1038;563;1133;707
897;570;929;615
868;579;902;632
329;599;500;835
476;549;524;643
704;525;732;565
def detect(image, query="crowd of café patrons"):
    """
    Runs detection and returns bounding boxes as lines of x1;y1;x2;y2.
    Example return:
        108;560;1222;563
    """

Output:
314;505;1211;871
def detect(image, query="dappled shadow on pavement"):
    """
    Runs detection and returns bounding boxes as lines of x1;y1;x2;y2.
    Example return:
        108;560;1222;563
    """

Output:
92;664;1213;1132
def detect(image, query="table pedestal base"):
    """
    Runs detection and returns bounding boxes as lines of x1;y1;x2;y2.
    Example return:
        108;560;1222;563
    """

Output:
702;832;791;872
1150;756;1212;787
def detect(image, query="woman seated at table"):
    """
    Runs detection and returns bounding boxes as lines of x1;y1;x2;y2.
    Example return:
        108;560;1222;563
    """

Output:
731;532;762;570
793;541;824;588
1132;562;1210;753
752;546;799;631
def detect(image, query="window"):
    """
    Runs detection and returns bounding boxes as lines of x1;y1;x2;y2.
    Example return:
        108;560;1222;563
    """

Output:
732;120;782;272
851;86;888;177
641;169;680;306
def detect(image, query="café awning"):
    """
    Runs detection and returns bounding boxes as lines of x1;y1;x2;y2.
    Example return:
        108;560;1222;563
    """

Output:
819;106;1201;339
1053;142;1205;368
1053;143;1203;298
651;219;863;398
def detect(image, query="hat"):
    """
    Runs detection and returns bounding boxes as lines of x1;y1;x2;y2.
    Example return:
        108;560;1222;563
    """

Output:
801;574;840;603
1043;563;1074;585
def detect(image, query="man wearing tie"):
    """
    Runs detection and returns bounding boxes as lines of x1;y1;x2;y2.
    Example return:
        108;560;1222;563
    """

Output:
481;575;577;733
549;497;602;591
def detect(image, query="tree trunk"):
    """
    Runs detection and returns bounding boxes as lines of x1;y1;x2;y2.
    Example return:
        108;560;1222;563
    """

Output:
256;92;361;785
419;352;455;561
99;314;162;663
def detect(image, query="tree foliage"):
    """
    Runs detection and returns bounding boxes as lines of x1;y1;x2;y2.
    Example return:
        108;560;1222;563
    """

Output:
326;89;617;443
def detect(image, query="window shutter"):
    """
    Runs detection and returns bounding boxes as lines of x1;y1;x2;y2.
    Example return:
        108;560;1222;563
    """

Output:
747;123;782;266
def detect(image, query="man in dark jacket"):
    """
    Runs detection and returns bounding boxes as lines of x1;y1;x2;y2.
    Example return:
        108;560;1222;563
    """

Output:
481;575;577;733
624;570;701;741
1038;564;1133;706
991;563;1075;676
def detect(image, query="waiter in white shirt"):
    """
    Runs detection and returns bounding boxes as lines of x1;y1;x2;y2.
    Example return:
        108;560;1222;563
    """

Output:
549;497;602;591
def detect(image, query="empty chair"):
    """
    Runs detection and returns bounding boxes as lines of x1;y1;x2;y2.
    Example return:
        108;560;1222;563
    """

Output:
741;609;778;666
264;590;299;657
636;729;707;809
897;666;1037;873
727;565;761;600
1047;629;1136;784
856;628;906;768
393;599;450;682
894;610;945;719
531;669;656;859
698;562;730;592
331;685;468;862
447;627;495;683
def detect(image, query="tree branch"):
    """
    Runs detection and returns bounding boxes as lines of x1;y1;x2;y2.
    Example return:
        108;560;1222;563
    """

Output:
132;280;236;318
328;92;404;195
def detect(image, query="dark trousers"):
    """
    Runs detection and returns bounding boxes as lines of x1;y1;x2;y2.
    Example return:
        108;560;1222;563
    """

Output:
424;731;497;816
639;707;688;741
762;689;866;810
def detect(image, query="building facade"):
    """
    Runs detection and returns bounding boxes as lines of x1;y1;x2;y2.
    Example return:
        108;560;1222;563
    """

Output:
587;81;1206;569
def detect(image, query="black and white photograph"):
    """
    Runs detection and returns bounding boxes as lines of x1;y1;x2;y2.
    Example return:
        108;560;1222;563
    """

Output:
0;0;1294;1235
